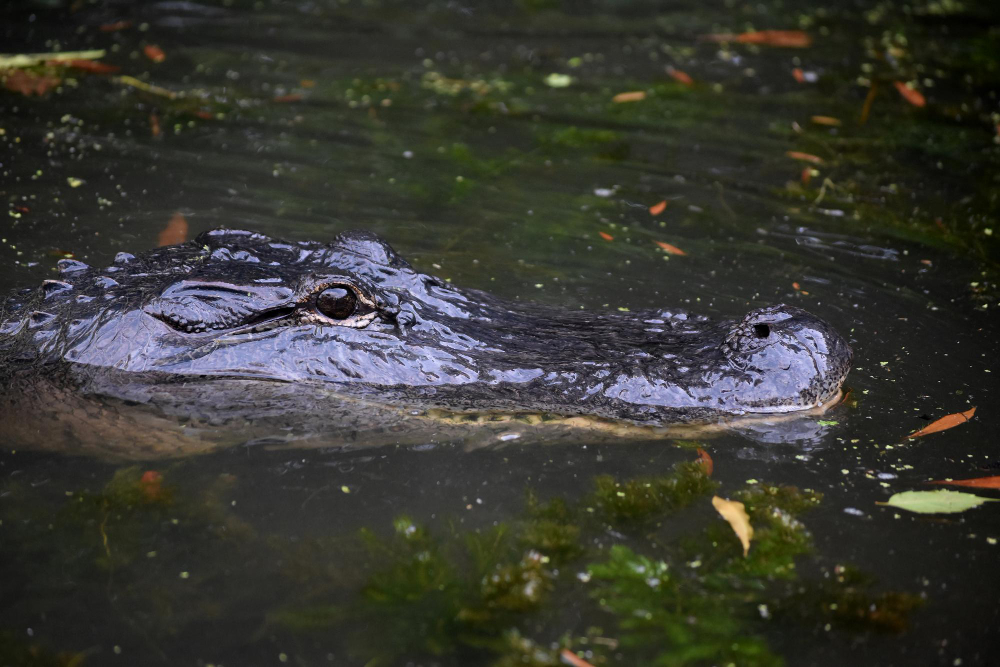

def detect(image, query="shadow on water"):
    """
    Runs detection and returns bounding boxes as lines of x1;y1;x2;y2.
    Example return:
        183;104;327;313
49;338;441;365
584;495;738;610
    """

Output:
1;0;999;664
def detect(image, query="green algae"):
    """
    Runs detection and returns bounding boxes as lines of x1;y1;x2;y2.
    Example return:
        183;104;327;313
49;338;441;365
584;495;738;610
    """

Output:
590;461;718;524
267;467;916;666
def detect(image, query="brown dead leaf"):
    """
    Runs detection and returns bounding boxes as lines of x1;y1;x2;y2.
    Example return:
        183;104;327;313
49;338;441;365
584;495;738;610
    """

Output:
143;45;166;63
712;496;753;557
811;115;841;126
929;475;1000;489
2;69;60;96
792;67;806;83
695;448;713;476
158;212;189;247
786;151;824;164
57;59;120;74
612;90;646;103
649;200;667;215
99;20;132;32
893;81;926;108
701;30;811;48
859;81;879;125
655;240;686;255
560;649;597;667
905;407;976;439
666;68;694;86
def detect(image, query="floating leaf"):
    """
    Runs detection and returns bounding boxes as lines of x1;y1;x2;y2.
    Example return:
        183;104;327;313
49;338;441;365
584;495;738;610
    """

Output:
893;81;926;108
712;496;753;556
58;59;119;74
701;30;812;48
158;212;189;246
0;49;105;68
2;69;60;96
99;21;132;32
929;475;1000;489
149;112;161;137
655;240;686;255
786;151;824;164
143;45;166;63
666;68;693;86
273;93;304;103
598;231;614;241
560;649;597;667
612;90;646;103
811;115;841;126
648;200;667;215
905;407;976;439
877;489;996;514
114;75;178;99
695;448;713;476
544;73;574;88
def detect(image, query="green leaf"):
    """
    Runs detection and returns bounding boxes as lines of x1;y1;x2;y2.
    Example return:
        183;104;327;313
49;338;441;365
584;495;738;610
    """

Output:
877;490;998;514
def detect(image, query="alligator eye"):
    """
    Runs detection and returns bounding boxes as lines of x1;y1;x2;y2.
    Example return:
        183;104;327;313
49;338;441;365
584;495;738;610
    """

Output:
753;323;770;339
316;287;357;320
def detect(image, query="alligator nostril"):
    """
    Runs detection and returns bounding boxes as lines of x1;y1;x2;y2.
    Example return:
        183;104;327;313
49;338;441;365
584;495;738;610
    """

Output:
753;323;770;339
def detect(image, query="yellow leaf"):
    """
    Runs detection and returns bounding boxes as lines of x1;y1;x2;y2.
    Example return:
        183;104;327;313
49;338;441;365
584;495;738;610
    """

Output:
712;496;753;557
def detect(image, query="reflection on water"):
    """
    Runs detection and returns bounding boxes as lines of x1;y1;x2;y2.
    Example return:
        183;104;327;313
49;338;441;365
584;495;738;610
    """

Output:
1;0;998;665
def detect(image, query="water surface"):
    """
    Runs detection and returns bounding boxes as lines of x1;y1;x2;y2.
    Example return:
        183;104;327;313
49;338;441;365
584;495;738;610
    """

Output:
1;1;998;665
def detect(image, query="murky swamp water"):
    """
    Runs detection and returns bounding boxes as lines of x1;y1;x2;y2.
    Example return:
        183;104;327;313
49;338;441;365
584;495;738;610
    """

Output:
1;1;998;665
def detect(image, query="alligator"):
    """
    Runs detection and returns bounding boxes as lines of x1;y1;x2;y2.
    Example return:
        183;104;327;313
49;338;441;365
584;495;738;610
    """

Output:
0;229;852;458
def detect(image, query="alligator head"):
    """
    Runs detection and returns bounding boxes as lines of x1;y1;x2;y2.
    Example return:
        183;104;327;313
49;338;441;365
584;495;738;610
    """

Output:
1;229;852;423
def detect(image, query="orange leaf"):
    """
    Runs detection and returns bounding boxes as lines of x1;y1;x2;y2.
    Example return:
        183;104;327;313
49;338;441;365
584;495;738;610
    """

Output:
560;649;597;667
655;240;686;255
702;30;811;48
893;81;926;108
667;68;694;86
612;90;646;103
99;20;132;32
929;475;1000;489
786;151;823;164
792;68;805;83
158;212;189;247
193;110;214;120
905;407;976;439
300;79;316;88
810;115;841;126
792;281;801;290
144;45;166;63
149;112;161;138
695;448;713;476
599;231;614;241
273;93;304;103
800;168;812;185
56;59;120;74
649;200;667;215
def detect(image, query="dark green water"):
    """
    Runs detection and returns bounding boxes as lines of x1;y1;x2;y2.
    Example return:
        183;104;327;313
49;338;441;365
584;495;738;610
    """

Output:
1;1;998;665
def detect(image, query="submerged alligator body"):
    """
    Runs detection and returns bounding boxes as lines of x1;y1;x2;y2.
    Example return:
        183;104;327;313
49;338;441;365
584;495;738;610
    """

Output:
0;229;852;457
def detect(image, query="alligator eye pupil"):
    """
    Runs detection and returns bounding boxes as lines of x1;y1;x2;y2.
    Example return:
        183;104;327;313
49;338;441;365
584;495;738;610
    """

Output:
316;287;357;319
753;323;770;339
